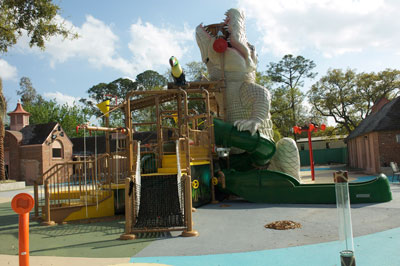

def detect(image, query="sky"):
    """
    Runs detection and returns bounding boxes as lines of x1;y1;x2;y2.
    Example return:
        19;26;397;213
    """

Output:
1;0;400;126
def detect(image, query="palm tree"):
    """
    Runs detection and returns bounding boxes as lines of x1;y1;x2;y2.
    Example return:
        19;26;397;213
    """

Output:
0;78;6;181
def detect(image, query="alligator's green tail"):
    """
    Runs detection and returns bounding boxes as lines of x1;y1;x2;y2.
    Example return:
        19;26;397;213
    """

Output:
213;118;275;166
212;118;392;204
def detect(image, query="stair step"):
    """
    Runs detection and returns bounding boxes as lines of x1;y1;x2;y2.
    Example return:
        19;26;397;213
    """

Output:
158;167;178;173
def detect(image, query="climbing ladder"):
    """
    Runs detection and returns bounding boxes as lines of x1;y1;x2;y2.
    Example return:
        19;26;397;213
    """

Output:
121;139;199;238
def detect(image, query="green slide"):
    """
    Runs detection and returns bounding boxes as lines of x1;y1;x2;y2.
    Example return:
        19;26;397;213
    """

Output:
213;119;392;204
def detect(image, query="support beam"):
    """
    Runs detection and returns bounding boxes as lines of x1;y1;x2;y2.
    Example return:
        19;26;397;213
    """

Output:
120;178;136;240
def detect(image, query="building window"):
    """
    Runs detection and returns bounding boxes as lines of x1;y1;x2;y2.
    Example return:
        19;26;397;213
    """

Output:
326;142;330;149
300;144;305;150
52;140;63;159
397;134;400;143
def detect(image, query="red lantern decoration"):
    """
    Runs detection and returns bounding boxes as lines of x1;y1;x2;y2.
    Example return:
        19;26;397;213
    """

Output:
213;38;228;53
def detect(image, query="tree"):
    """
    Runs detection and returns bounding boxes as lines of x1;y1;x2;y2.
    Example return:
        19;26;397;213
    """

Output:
0;0;78;53
136;70;167;90
267;54;317;138
131;70;167;131
255;71;272;88
184;61;208;81
17;77;37;105
0;79;6;180
83;78;137;105
1;0;77;181
81;71;168;130
355;69;400;116
24;99;91;138
308;68;400;134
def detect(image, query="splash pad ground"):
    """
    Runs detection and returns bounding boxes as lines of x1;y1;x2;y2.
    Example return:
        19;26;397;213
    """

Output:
0;165;399;266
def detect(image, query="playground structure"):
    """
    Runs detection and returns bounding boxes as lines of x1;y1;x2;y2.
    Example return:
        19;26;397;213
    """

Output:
33;8;392;235
33;81;224;237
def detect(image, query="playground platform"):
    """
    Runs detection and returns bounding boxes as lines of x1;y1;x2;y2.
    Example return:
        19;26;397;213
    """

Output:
0;165;399;266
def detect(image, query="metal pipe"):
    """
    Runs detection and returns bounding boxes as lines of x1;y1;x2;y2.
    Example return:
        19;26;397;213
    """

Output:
125;93;134;178
308;130;315;181
180;89;191;176
76;124;129;134
126;87;220;96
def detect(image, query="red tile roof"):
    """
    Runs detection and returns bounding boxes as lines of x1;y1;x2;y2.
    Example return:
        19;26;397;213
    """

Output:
8;102;30;116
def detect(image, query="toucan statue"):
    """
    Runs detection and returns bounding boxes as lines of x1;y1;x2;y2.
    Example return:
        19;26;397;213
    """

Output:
169;56;186;86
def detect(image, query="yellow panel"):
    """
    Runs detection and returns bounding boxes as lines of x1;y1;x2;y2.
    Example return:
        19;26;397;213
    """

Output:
50;191;81;200
142;172;179;176
190;161;210;166
158;167;178;173
102;183;125;189
64;192;115;222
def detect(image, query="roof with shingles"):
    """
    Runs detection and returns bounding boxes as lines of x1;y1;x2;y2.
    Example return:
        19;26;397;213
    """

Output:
347;96;400;140
19;122;58;145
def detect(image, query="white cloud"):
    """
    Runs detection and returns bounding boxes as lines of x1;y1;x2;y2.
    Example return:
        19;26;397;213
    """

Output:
0;59;17;80
14;15;194;78
44;91;80;106
128;19;194;72
238;0;400;57
41;15;137;76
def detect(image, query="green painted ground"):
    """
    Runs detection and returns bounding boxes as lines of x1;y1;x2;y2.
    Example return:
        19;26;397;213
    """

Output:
0;202;154;258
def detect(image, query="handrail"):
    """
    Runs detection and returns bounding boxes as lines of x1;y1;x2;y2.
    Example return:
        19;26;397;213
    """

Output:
34;152;127;224
39;153;110;183
201;88;216;203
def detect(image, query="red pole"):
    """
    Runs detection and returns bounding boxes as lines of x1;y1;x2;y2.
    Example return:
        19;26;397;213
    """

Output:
294;123;325;182
19;213;30;266
308;130;315;181
11;193;34;266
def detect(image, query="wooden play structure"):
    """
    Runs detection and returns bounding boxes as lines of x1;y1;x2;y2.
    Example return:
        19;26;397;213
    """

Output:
34;80;226;238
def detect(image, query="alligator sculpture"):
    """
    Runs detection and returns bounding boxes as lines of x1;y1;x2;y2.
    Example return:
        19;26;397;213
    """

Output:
196;8;300;179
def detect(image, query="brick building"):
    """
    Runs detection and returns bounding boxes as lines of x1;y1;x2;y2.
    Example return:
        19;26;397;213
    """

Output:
5;102;73;184
347;97;400;174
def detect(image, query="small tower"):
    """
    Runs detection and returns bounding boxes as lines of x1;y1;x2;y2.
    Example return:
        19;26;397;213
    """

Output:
8;100;30;131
